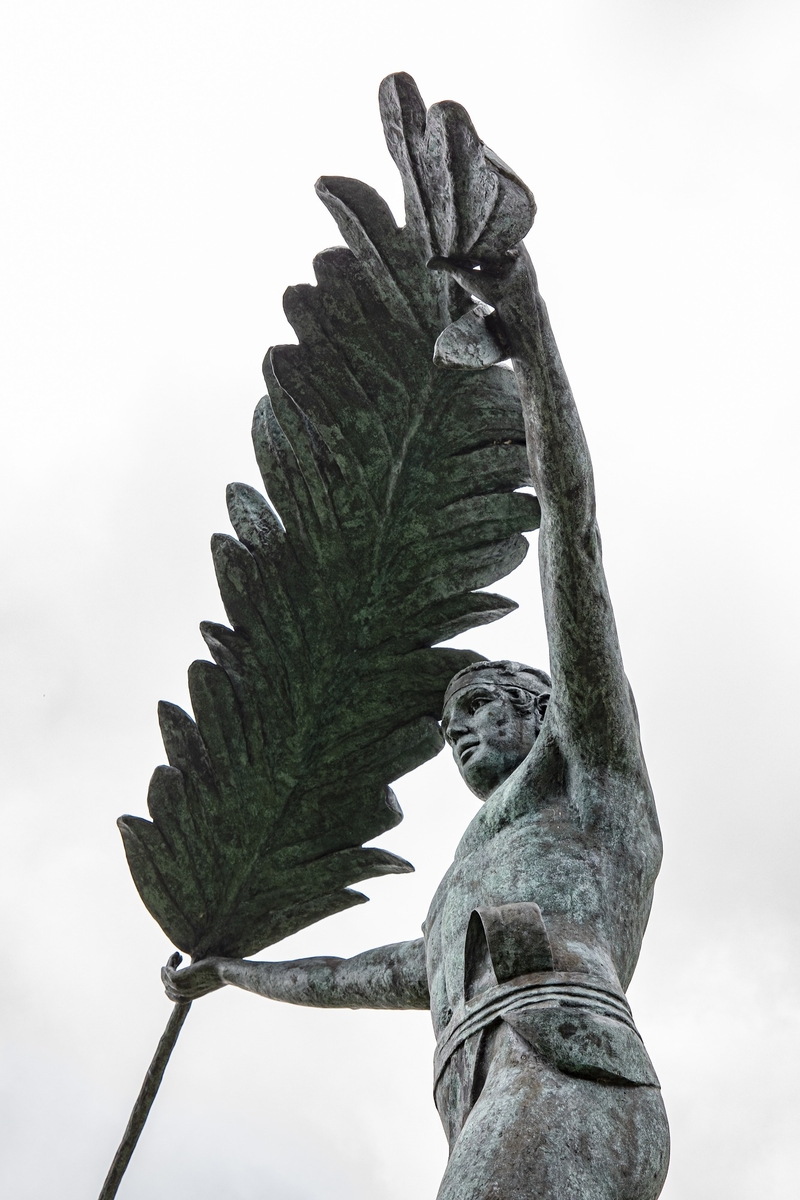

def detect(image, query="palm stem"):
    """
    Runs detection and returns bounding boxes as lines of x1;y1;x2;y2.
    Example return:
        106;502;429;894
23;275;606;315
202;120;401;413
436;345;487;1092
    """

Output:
98;1001;192;1200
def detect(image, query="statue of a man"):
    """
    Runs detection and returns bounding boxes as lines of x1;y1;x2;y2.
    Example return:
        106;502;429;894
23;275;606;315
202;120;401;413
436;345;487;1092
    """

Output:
164;241;670;1200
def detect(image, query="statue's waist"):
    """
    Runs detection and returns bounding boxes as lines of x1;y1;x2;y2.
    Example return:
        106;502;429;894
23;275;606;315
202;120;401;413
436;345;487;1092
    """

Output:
434;973;631;1075
432;900;659;1089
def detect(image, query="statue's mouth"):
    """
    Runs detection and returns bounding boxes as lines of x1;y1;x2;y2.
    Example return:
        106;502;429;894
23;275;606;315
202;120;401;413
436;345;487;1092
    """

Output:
458;739;480;765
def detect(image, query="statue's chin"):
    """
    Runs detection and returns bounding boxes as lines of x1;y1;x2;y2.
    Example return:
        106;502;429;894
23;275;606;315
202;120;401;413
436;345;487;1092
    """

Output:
459;743;533;801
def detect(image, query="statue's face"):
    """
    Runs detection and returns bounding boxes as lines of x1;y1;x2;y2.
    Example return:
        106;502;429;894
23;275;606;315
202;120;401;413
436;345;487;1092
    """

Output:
441;679;547;801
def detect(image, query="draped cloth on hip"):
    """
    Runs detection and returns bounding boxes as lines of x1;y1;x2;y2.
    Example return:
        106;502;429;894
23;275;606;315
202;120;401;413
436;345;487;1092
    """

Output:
432;904;660;1147
434;970;659;1092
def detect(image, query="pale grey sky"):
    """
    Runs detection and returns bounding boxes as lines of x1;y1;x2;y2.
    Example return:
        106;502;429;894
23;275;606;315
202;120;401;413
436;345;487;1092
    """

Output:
2;2;799;1197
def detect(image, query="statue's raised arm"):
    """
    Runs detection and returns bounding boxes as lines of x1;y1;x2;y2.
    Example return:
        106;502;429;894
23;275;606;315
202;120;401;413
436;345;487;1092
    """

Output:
434;245;641;777
415;85;668;1200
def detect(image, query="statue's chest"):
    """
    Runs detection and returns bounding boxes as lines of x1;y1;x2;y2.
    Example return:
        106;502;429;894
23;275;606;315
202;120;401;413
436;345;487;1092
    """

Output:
423;810;595;1027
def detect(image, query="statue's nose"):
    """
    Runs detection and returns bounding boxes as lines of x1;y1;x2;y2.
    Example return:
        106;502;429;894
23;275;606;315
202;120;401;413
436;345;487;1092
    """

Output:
452;718;479;744
447;717;469;740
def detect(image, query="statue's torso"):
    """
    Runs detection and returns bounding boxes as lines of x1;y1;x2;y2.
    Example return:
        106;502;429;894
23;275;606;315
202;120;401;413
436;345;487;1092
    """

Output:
423;727;662;1038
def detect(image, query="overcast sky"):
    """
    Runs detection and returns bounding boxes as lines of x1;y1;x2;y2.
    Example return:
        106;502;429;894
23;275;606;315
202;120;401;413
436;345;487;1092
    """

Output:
2;2;799;1197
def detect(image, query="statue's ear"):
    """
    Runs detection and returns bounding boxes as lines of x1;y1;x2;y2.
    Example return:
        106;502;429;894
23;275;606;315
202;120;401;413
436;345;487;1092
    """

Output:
534;692;551;722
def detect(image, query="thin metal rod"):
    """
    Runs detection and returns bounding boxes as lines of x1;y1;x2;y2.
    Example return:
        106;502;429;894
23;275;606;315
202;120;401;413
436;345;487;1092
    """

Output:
98;1001;192;1200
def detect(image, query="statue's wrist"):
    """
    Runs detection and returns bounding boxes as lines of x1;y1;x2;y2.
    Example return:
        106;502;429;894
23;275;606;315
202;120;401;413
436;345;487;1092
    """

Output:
216;958;238;986
497;308;539;362
490;287;539;357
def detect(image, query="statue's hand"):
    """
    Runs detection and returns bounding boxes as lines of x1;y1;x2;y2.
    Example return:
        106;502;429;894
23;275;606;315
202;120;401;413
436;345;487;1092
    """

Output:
428;247;539;354
161;951;226;1001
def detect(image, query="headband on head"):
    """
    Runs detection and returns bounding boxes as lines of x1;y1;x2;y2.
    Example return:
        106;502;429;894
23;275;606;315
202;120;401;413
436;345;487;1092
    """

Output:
442;660;552;714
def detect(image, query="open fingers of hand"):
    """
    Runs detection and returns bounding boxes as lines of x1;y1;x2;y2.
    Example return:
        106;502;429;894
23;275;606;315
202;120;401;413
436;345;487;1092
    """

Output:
427;256;496;304
428;248;529;310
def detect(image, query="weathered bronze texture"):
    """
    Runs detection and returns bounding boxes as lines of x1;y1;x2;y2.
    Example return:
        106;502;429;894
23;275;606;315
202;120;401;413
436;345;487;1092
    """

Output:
115;73;668;1200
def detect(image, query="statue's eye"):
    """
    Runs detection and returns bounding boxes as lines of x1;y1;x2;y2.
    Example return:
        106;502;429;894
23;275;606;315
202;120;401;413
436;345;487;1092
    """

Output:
469;695;490;714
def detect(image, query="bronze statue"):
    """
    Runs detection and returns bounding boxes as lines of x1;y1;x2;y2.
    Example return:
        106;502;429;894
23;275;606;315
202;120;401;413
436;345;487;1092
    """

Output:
163;95;670;1200
104;74;669;1200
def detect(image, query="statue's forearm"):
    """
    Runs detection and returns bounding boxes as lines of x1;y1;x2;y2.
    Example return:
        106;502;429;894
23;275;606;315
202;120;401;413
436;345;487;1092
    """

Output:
218;938;430;1010
497;252;595;527
495;252;639;768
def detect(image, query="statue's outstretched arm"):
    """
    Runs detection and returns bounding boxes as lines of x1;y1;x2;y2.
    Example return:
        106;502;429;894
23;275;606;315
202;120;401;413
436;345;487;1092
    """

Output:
161;938;430;1010
433;247;642;774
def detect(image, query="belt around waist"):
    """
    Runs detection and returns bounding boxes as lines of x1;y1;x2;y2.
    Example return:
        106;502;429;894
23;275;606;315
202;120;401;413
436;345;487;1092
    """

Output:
433;971;637;1088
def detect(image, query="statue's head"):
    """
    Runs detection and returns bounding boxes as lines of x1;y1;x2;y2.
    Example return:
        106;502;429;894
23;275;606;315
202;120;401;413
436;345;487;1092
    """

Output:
441;661;552;801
